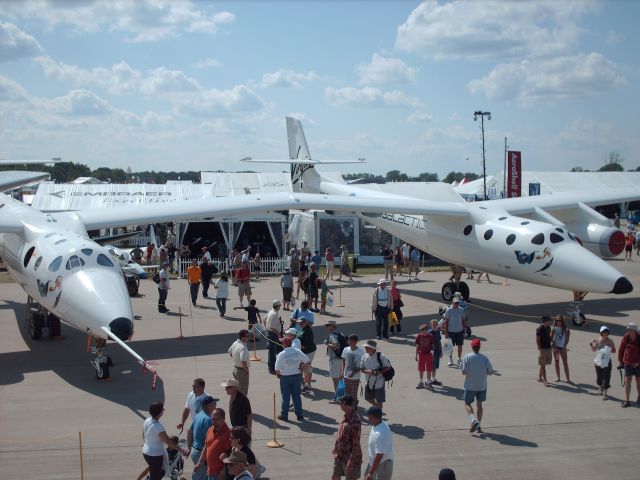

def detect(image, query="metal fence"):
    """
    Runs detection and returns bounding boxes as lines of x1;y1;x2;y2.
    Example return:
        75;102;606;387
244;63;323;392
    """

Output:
175;257;290;278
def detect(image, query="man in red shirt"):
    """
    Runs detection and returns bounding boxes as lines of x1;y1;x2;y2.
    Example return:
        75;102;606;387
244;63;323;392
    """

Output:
618;322;640;407
415;323;435;390
235;262;252;307
195;408;231;479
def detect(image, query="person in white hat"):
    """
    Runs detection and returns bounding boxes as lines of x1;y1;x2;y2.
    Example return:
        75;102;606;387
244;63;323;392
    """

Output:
265;300;284;374
618;322;640;407
590;325;616;399
371;279;392;340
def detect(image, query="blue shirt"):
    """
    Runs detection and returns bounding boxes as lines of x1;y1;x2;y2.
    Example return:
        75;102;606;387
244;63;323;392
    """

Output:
190;410;212;450
290;307;315;325
461;352;493;392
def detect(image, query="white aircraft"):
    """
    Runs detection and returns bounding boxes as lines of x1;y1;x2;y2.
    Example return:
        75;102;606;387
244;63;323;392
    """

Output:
243;117;638;303
0;173;433;384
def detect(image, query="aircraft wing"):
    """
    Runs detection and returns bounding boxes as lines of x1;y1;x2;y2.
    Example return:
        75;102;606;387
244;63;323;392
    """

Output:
0;171;50;192
74;192;469;231
486;188;640;215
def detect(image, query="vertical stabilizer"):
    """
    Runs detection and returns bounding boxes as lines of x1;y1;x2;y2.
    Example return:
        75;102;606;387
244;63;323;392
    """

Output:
286;117;321;193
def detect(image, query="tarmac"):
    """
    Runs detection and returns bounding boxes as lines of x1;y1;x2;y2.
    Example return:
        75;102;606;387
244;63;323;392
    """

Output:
1;260;639;479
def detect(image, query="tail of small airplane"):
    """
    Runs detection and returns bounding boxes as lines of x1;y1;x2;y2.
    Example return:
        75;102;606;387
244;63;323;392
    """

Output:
240;117;365;194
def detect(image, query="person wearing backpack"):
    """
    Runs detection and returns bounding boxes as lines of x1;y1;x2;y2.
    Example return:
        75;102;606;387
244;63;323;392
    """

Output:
325;320;348;397
360;340;392;410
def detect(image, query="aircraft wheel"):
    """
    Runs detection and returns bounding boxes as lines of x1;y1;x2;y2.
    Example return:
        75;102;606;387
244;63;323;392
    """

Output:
441;282;456;302
96;361;110;379
458;282;470;301
48;313;62;337
29;312;45;340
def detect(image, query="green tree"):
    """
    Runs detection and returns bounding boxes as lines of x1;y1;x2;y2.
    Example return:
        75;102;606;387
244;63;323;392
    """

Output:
599;152;624;172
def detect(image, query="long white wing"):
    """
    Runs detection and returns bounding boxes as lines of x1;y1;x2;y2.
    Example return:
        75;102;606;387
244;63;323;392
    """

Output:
485;188;640;215
0;171;50;192
75;191;469;231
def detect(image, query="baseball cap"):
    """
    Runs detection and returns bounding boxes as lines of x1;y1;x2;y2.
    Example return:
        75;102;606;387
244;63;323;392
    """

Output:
200;395;217;406
627;322;638;332
285;327;298;336
377;278;387;285
452;297;460;304
439;468;456;480
325;320;337;327
599;325;609;333
273;299;282;307
471;338;481;347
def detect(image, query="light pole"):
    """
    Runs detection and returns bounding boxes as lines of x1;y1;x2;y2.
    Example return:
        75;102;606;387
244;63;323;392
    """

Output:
474;110;491;199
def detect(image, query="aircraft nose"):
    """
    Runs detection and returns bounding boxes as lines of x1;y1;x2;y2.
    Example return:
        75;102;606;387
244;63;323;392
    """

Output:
611;277;633;294
109;317;134;341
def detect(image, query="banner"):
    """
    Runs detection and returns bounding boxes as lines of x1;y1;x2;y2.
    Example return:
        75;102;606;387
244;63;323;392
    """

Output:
507;151;522;198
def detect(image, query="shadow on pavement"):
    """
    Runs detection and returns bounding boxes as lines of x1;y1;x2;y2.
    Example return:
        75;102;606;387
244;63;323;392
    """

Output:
477;431;538;448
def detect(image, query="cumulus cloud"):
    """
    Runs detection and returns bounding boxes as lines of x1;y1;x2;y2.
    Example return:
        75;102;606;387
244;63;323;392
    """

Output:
405;111;432;123
178;85;266;116
325;86;422;108
261;69;319;88
0;75;30;102
37;89;111;116
0;22;42;62
357;53;417;85
468;53;627;105
3;0;235;43
195;57;222;69
395;0;595;60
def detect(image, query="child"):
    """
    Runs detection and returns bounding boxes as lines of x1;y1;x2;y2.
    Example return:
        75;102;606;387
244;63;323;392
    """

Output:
319;278;334;313
166;435;184;480
234;299;263;342
415;324;435;390
252;252;261;280
428;319;443;386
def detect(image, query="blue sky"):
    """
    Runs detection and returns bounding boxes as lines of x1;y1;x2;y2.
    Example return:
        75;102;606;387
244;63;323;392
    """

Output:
0;0;638;178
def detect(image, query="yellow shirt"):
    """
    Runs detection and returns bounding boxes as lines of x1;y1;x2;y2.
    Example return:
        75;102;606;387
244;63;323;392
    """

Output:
187;265;201;285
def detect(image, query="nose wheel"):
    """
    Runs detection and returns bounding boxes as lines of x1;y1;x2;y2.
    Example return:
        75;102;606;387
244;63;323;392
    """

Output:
89;337;111;380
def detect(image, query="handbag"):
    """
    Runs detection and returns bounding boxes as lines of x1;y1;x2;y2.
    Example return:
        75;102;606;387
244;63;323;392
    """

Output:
334;378;345;401
388;311;399;326
398;298;404;308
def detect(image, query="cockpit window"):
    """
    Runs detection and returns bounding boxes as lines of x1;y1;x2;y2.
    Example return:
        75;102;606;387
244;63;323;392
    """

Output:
48;256;63;272
531;233;545;245
550;233;564;243
65;255;85;270
34;256;43;271
81;248;94;256
97;254;115;267
23;246;36;268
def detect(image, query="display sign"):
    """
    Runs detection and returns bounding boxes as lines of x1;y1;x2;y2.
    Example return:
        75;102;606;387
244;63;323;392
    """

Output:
507;151;522;198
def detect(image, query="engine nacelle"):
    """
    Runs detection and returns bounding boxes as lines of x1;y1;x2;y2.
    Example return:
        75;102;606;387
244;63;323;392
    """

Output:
567;223;625;258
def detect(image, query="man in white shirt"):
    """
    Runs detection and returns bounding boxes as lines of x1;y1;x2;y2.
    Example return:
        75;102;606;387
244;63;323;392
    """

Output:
401;242;410;273
176;378;215;430
360;340;392;410
158;261;170;313
228;330;250;396
371;279;392;339
265;300;284;374
342;334;365;406
444;297;468;366
364;406;393;480
275;337;310;422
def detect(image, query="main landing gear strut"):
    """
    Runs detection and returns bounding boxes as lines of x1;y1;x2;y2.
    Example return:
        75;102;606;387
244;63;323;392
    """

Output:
567;291;588;326
89;336;114;380
25;296;61;340
441;264;470;302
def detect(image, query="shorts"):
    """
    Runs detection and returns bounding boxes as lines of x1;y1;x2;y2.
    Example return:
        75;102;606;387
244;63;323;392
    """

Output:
329;358;342;378
333;460;361;480
624;364;640;377
464;389;487;405
411;260;419;270
625;245;632;252
449;330;464;347
326;260;335;270
282;287;293;301
237;282;252;296
303;351;315;375
538;348;552;366
321;292;328;301
417;352;434;373
364;385;386;404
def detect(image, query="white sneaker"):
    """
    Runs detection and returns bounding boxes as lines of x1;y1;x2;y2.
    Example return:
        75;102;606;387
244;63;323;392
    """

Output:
448;359;454;367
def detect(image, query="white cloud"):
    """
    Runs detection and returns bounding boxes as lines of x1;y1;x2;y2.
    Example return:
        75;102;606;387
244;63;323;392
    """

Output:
261;69;319;88
0;22;42;62
140;67;201;95
395;0;596;60
39;89;111;116
142;112;177;132
195;57;222;69
0;75;30;101
357;53;417;85
468;53;627;105
3;0;235;43
325;86;421;108
178;85;266;116
405;111;432;123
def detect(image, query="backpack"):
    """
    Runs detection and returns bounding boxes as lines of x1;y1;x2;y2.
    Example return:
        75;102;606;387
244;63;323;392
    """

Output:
152;271;160;284
333;332;349;358
376;352;395;382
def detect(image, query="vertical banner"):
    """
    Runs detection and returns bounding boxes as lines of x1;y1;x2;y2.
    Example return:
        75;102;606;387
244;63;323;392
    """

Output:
507;151;522;198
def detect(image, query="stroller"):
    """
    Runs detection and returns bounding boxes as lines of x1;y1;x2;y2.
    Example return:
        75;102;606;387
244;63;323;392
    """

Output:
166;437;187;480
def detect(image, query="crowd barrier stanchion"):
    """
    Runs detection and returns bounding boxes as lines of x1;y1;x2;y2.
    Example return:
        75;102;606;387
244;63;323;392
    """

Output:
78;432;85;480
266;392;285;448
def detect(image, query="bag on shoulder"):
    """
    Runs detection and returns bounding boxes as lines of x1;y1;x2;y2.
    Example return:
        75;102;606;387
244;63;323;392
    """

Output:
376;352;395;382
152;271;160;284
334;332;349;358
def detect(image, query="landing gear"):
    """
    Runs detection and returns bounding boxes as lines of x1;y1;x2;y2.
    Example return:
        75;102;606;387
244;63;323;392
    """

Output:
25;296;53;340
89;337;111;380
567;291;588;326
442;264;470;301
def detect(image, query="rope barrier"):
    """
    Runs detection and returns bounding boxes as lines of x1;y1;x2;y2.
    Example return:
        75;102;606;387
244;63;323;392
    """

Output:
468;301;540;319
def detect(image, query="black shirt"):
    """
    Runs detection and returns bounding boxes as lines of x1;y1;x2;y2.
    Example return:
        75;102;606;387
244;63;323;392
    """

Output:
243;306;260;325
536;324;551;349
229;391;252;428
299;325;316;354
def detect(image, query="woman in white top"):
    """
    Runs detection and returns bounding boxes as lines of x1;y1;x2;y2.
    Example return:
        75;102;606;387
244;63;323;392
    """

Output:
214;272;230;317
551;316;571;383
141;401;188;480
